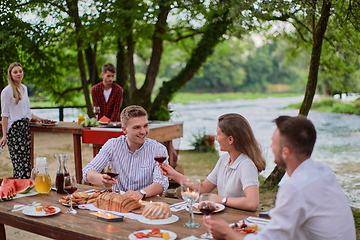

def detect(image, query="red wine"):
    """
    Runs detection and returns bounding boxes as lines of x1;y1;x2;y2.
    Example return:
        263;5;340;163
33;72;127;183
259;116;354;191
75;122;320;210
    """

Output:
64;186;78;194
199;202;216;215
154;156;166;163
56;172;70;194
106;172;119;178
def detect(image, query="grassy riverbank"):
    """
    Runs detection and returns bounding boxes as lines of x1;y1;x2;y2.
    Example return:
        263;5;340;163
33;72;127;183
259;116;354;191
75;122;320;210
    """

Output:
177;150;360;239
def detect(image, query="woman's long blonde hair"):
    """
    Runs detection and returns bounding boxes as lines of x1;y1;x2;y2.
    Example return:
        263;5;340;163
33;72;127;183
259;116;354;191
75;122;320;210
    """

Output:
7;62;23;104
218;113;266;172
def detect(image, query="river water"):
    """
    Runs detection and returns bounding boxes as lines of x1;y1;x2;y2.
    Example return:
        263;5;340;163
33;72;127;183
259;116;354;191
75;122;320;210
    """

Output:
32;96;360;208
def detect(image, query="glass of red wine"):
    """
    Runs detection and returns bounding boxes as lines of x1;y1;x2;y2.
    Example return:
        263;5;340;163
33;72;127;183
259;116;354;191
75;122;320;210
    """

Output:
154;148;167;180
104;162;118;192
199;193;216;238
63;175;78;214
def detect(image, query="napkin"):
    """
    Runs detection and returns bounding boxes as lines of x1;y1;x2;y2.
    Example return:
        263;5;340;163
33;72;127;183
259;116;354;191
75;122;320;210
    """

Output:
180;236;200;240
169;201;187;212
12;203;41;212
78;203;141;220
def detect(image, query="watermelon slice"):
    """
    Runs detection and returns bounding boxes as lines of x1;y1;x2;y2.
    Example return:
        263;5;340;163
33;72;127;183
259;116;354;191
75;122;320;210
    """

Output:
14;179;35;194
0;178;35;201
98;116;110;124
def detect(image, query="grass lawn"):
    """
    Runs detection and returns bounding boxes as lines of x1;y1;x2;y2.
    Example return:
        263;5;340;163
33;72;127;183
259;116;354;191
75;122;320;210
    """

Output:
178;150;360;239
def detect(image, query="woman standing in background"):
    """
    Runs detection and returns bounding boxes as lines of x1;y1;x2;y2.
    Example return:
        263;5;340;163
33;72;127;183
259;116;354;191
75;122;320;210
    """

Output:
1;62;44;178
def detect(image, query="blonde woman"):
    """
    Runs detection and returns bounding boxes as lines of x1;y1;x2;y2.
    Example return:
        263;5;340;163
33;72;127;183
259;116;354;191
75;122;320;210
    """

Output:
1;62;44;178
161;113;266;211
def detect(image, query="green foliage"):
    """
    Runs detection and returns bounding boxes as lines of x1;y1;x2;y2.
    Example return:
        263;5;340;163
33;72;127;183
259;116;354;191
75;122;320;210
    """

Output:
190;129;216;152
286;97;360;116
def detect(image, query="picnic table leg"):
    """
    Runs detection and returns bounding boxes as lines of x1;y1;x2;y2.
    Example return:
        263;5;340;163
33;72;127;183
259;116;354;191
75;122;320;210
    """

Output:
73;133;82;184
0;223;6;239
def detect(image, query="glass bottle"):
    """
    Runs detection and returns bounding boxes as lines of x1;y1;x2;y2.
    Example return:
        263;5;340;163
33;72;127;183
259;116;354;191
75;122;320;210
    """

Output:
55;153;69;194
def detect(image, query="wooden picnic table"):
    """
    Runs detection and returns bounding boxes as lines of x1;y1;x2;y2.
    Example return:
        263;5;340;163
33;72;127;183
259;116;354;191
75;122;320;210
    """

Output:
0;121;183;184
0;184;260;239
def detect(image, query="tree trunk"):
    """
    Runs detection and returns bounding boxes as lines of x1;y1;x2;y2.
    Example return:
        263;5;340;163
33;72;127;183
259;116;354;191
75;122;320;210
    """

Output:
149;10;232;120
264;0;332;188
66;0;93;117
132;1;171;110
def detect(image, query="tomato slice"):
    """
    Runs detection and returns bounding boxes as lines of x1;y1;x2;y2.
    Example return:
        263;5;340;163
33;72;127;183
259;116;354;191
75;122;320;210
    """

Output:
134;232;149;239
150;228;161;234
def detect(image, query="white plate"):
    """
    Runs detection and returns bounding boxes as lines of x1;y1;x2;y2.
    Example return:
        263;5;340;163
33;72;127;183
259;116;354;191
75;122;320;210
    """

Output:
61;203;79;207
129;229;177;240
137;215;179;225
187;203;225;214
22;206;61;217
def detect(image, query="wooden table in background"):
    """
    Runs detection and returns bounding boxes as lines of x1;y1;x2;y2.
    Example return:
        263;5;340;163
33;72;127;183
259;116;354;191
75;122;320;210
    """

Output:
0;184;259;239
0;122;183;183
82;122;183;166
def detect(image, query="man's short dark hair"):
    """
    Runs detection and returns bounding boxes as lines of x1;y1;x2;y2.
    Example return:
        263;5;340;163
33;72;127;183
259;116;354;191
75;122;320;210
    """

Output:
102;63;116;73
274;115;317;157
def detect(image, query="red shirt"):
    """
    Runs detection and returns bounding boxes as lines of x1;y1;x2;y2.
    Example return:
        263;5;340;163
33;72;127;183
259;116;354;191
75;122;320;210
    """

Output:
91;82;123;122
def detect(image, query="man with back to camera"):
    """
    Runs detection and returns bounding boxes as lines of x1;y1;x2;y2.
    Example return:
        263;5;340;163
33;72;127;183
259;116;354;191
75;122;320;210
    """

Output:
82;105;169;200
204;115;356;240
91;63;123;122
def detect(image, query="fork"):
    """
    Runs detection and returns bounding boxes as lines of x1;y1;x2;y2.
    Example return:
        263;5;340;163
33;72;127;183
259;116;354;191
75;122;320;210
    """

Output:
7;201;38;212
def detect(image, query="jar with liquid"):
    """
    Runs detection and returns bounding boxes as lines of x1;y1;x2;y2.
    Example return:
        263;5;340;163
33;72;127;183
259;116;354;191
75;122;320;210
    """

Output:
55;153;70;194
32;164;52;194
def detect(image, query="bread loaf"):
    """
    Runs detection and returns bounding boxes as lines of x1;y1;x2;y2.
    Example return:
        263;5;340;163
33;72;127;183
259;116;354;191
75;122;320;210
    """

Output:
142;202;172;219
94;192;141;213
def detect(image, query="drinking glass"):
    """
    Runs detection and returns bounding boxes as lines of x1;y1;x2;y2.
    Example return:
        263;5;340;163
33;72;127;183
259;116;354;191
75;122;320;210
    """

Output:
93;106;100;121
104;162;118;192
199;193;216;238
154;148;167;180
63;175;78;214
180;179;201;228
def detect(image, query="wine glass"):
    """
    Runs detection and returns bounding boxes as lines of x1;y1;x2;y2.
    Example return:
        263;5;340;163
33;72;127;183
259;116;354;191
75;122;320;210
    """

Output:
104;162;118;192
93;106;100;121
180;179;201;228
154;147;167;180
199;193;216;238
63;175;78;214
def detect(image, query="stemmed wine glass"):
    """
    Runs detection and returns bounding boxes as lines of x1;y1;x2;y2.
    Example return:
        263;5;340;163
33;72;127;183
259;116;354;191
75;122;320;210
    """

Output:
199;193;216;238
180;179;201;228
104;162;118;192
154;147;167;180
93;106;100;121
63;175;78;214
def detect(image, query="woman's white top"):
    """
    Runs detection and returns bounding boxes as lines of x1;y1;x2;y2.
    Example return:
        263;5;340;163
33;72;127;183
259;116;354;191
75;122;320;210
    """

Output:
1;84;32;130
207;153;259;197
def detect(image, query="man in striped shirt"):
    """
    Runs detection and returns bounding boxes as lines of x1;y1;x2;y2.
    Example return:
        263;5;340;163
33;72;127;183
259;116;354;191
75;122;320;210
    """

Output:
83;105;169;200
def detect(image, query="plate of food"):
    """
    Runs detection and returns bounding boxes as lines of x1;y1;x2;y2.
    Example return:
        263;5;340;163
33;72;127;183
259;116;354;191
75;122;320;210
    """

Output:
129;228;177;240
40;119;58;126
229;219;265;234
187;203;225;214
22;205;60;217
59;191;100;206
137;215;179;225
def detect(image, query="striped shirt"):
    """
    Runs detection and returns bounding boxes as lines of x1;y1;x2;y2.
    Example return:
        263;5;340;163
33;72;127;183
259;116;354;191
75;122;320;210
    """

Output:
82;135;169;195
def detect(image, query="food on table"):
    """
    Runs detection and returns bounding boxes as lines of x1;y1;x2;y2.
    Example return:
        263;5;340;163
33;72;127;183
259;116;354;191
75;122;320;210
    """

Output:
98;116;110;124
43;204;56;214
133;232;149;238
80;117;99;127
94;192;142;213
230;220;258;233
133;228;171;239
0;178;35;201
36;205;43;211
29;119;37;123
41;119;57;124
59;190;102;205
142;202;172;220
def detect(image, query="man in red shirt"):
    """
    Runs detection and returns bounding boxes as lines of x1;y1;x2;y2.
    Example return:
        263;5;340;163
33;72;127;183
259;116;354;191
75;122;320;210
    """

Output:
91;63;123;122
